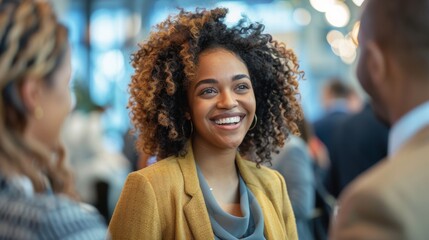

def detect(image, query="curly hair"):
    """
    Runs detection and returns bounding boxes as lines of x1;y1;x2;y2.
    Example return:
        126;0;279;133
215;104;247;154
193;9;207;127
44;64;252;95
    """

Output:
130;8;303;165
0;0;77;199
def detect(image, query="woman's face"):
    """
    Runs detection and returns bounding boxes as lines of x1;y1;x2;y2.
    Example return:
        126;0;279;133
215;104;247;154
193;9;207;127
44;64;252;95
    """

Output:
187;48;256;151
28;48;72;151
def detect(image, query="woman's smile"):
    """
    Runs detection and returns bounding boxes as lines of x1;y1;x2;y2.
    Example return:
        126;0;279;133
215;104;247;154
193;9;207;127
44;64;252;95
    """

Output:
211;113;245;129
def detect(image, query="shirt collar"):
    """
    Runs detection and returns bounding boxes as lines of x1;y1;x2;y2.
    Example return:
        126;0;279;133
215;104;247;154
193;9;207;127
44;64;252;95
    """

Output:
389;101;429;157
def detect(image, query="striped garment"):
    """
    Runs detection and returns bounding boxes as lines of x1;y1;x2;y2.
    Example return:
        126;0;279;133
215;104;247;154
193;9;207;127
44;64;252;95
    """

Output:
0;176;108;240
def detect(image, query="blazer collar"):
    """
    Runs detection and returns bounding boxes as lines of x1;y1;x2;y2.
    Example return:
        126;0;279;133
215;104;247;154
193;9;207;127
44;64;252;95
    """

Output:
177;141;214;239
236;154;286;239
177;141;200;196
235;153;260;188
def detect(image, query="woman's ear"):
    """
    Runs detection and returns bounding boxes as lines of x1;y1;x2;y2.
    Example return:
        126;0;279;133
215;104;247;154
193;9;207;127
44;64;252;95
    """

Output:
366;40;386;87
20;77;43;114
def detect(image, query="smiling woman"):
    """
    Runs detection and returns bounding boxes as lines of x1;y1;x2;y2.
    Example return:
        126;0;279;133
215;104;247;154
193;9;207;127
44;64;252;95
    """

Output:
109;7;304;240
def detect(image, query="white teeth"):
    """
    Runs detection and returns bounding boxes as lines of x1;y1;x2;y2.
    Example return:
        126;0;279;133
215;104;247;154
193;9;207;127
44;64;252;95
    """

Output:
215;116;241;125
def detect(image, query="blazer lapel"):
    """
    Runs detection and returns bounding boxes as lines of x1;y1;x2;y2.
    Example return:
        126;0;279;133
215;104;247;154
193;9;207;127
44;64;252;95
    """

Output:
178;142;214;239
248;186;283;239
236;154;285;239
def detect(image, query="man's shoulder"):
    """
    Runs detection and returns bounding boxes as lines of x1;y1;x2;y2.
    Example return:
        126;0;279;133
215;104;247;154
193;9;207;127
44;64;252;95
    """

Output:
334;143;429;240
341;149;429;203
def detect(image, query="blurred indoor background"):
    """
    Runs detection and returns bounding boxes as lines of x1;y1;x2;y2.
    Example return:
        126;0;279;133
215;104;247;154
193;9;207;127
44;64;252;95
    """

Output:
53;0;366;223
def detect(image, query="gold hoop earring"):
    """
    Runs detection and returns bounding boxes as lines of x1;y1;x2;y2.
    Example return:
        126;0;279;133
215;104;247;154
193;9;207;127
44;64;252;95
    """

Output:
34;106;44;120
182;120;194;137
189;121;194;136
249;115;257;130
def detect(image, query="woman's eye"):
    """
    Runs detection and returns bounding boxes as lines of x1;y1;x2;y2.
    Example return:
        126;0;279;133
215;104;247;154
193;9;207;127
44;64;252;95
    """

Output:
236;83;250;92
199;88;217;96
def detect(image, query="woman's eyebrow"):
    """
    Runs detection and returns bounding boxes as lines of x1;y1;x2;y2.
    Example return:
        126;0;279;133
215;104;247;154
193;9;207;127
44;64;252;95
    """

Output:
232;74;250;81
194;78;217;90
194;74;250;89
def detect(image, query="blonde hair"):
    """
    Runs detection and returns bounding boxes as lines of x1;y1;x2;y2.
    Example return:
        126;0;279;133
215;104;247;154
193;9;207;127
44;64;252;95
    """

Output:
0;0;76;198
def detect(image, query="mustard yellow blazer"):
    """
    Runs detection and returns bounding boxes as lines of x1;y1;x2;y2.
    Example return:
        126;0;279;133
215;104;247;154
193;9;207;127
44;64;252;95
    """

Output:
109;143;297;239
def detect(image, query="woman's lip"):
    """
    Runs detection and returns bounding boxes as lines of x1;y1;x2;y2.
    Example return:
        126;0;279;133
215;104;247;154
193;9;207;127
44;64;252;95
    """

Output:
213;122;242;130
209;112;246;121
211;118;243;130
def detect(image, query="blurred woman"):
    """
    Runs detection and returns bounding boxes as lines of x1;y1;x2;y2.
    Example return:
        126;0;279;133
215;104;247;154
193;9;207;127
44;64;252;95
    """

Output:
0;0;107;239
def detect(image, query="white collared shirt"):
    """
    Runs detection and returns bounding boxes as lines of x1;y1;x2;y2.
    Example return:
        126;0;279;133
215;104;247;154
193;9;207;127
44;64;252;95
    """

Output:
388;101;429;157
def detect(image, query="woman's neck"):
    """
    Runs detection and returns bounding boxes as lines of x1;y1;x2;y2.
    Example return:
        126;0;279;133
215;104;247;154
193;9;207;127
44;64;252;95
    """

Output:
191;139;238;179
192;139;242;214
191;137;239;189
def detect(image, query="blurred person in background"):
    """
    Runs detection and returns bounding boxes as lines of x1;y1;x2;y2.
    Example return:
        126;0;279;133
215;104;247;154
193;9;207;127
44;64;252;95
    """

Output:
287;119;334;240
322;101;388;240
122;129;157;170
270;119;316;240
330;0;429;239
0;0;107;239
109;8;303;239
313;78;360;163
62;105;131;224
325;102;388;199
122;128;140;170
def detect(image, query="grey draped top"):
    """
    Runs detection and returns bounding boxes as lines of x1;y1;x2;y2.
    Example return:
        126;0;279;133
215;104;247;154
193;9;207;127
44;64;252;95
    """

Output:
196;166;265;239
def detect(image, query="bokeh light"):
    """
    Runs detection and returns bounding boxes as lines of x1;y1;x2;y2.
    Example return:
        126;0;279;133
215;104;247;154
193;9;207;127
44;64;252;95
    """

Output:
325;1;350;27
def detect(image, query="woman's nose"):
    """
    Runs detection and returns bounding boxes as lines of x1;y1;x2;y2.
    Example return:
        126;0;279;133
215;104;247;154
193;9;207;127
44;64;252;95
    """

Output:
216;91;238;109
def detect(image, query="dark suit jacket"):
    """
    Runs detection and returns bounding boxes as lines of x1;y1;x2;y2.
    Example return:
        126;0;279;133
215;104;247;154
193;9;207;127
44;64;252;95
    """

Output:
324;104;389;198
330;125;429;240
313;110;349;163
